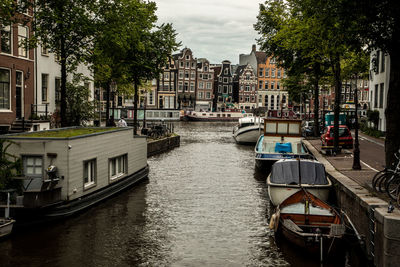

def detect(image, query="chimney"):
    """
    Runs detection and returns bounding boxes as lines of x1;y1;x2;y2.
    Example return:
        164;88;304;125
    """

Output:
252;44;256;52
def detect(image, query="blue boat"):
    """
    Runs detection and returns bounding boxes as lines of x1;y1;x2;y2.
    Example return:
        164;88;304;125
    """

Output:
254;118;312;170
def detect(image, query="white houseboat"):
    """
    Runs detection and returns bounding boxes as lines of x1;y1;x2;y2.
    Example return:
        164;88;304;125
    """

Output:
186;111;252;122
0;127;148;225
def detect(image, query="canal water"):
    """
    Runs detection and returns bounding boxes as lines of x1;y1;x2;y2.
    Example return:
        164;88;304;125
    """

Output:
0;122;348;266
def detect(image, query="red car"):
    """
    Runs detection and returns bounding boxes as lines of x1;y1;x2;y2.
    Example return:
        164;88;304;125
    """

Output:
321;125;353;149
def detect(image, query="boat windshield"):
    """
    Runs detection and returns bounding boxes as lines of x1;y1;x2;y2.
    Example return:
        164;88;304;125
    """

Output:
270;160;328;185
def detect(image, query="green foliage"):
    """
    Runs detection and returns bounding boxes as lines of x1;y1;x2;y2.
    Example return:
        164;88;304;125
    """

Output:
367;110;380;129
360;121;384;138
0;139;22;191
64;74;95;126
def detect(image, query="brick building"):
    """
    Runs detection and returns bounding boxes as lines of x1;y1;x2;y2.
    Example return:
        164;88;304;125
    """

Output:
0;8;34;133
195;58;214;111
234;64;258;111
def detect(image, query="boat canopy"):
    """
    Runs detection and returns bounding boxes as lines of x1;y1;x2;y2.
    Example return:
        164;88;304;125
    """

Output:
270;160;328;185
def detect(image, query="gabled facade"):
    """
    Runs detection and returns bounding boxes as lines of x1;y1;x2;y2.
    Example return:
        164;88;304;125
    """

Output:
174;48;197;110
213;60;234;111
0;7;34;133
234;64;258;110
195;58;214;111
157;57;177;109
239;45;288;113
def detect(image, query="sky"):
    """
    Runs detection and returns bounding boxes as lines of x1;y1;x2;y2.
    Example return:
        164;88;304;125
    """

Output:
153;0;263;65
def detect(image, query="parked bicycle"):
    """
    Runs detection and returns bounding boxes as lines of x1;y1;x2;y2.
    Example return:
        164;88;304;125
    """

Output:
371;149;400;201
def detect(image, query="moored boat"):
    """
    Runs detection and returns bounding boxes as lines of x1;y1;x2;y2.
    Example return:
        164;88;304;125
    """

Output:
232;116;263;145
0;127;148;226
255;118;311;170
0;190;15;238
267;159;332;206
270;190;345;260
186;110;252;122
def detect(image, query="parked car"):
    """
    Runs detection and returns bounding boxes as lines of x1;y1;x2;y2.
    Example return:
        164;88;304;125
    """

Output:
321;125;353;149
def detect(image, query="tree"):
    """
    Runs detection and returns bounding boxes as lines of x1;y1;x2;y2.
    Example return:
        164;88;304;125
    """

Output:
34;0;97;127
335;0;400;166
65;74;95;126
0;139;22;191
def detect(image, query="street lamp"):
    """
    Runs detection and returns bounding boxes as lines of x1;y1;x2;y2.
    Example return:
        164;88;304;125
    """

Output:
352;74;361;170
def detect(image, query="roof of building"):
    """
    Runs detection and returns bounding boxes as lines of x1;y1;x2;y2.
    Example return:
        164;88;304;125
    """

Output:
255;51;267;64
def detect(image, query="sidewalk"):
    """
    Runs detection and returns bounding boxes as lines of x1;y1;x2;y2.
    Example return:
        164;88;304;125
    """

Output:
305;138;392;204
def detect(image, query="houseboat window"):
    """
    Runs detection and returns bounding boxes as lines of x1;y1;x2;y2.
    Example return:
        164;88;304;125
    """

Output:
84;159;96;188
23;156;43;177
109;154;127;180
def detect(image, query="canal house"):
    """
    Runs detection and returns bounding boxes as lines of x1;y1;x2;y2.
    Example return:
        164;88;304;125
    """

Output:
1;127;148;223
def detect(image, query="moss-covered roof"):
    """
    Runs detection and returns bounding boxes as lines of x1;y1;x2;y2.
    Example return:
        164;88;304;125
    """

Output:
8;127;121;138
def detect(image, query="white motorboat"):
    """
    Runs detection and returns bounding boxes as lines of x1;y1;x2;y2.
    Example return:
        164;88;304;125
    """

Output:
267;159;332;206
255;118;311;170
0;190;15;238
186;111;252;121
232;116;263;145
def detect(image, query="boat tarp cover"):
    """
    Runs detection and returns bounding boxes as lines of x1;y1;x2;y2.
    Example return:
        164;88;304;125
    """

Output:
270;160;328;185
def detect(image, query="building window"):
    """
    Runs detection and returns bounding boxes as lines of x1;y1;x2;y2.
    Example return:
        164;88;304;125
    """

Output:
271;82;275;90
18;25;28;58
271;68;276;78
42;74;48;102
259;81;263;89
259;68;264;77
375;51;380;74
245;85;250;91
277;70;281;78
265;95;269;108
0;69;11;110
199;73;203;79
277;82;280;90
184;82;189;92
0;23;12;54
191;71;195;79
191;62;195;68
23;156;43;177
224;68;228;75
199;81;204;89
381;53;385;73
190;82;195;92
223;77;228;83
109;154;127;180
41;44;49;56
229;85;232;93
84;159;96;188
186;62;190;68
245;96;250;102
379;83;384;108
265;81;268;90
223;85;228;94
198;91;203;99
271;95;275;109
206;92;211;99
265;68;270;77
149;90;154;105
206;82;212;89
178;81;183;91
374;84;378;108
184;71;189;78
218;85;221;93
179;61;183;68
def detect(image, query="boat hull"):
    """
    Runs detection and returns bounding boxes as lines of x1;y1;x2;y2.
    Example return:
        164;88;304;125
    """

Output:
10;166;149;227
267;181;331;206
0;219;15;238
233;125;263;145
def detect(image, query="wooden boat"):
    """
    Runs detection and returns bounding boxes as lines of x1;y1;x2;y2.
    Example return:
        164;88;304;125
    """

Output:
255;118;312;170
232;116;263;145
267;159;332;206
270;190;345;260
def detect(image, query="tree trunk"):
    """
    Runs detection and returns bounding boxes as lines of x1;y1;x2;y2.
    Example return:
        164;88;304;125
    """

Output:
60;39;68;127
385;52;400;167
133;81;138;135
331;54;342;152
105;82;111;126
313;64;321;137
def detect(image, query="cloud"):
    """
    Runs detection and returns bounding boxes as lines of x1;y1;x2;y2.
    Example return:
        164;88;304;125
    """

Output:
153;0;263;64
